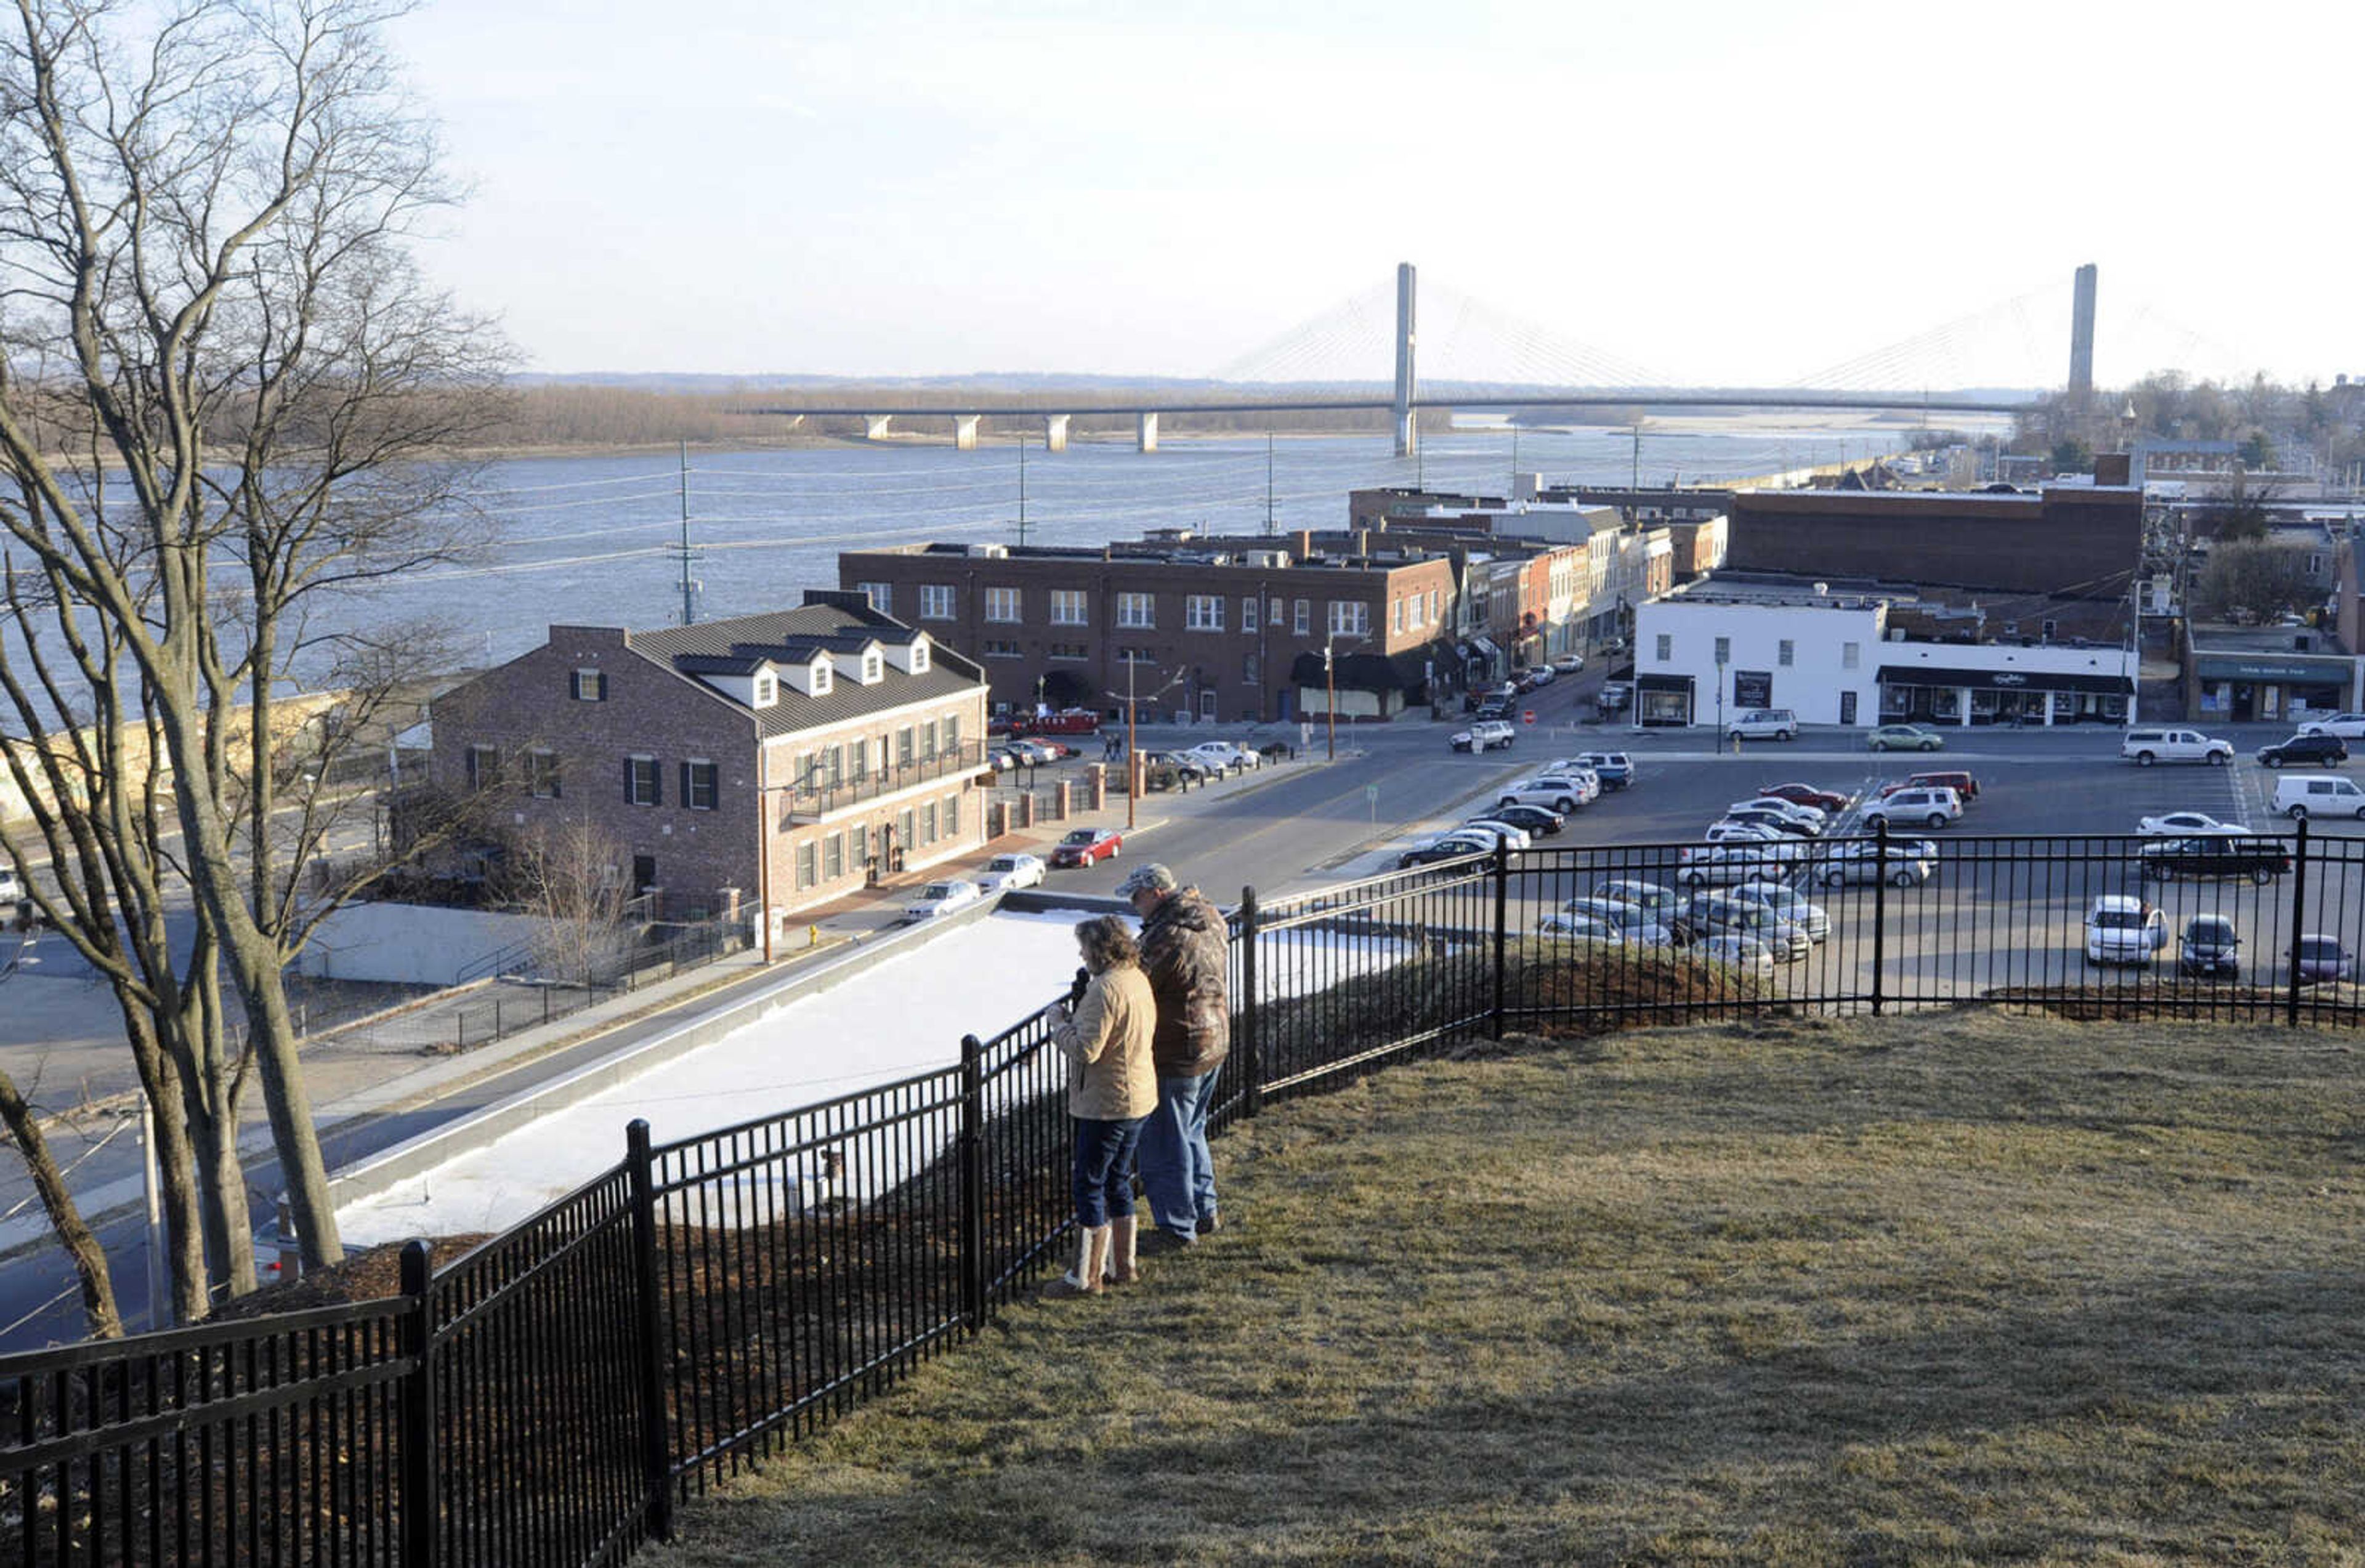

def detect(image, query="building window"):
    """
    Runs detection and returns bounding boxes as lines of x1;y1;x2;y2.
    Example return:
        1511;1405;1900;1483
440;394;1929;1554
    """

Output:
822;743;844;787
863;652;882;681
528;750;562;800
1244;653;1260;685
1050;589;1088;625
753;673;777;706
1429;588;1441;623
823;833;844;881
807;662;830;696
572;668;606;701
980;639;1021;658
923;801;939;844
2041;619;2058;641
795;841;817;891
946;791;961;835
1269;597;1285;626
858;581;894;614
1842;642;1861;670
1778;640;1794;667
466;744;498;791
625;754;661;806
910;641;929;673
945;714;961;750
920;584;955;620
897;727;915;767
1186;595;1225;632
1713;636;1731;665
898;807;916;855
1393;599;1405;634
1327;601;1369;637
1048;641;1088;659
848;742;868;783
1294;599;1310;635
984;586;1021;623
922;721;939;759
841;827;860;876
1117;592;1155;629
1240;597;1257;631
1655;633;1672;662
681;759;718;811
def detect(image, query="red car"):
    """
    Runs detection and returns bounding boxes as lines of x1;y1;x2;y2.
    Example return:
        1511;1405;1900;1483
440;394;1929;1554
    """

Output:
1050;827;1123;868
1877;769;1980;803
1760;782;1849;814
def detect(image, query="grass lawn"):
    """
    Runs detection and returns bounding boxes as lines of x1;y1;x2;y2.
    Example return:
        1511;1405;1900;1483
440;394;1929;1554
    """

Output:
644;1011;2365;1565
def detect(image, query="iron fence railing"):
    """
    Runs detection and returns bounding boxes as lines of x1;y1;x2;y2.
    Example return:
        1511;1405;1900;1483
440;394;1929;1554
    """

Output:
10;827;2365;1563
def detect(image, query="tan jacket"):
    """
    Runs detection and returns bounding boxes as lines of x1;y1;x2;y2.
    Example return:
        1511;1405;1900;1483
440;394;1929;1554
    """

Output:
1054;962;1158;1121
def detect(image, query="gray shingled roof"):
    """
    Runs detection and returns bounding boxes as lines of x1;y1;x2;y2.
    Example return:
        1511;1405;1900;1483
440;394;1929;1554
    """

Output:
627;604;984;738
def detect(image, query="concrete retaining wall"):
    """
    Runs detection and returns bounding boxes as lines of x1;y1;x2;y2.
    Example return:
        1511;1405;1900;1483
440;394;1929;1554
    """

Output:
295;904;551;985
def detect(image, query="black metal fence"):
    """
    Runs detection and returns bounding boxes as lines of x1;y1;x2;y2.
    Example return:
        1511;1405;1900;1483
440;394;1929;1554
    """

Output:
9;828;2365;1563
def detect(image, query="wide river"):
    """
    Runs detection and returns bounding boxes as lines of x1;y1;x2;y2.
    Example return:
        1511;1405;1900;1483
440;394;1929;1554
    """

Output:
327;419;1962;671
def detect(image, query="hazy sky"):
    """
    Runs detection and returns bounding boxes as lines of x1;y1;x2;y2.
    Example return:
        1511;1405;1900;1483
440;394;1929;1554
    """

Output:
392;1;2359;389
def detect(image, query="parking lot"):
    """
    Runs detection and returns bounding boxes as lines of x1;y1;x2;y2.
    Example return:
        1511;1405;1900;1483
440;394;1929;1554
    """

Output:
1364;725;2365;1003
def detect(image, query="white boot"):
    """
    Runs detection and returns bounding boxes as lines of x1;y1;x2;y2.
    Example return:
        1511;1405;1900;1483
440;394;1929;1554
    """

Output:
1043;1224;1108;1299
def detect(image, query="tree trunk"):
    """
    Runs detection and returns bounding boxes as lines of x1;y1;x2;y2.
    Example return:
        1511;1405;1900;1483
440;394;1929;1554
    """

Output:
0;1068;123;1340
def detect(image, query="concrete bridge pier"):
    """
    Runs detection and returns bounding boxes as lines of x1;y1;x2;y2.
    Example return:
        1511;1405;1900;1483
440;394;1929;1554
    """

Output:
1044;414;1070;453
864;414;894;441
1137;412;1159;453
954;414;980;451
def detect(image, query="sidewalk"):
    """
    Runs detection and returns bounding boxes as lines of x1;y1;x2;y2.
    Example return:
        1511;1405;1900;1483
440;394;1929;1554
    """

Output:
0;747;1322;1255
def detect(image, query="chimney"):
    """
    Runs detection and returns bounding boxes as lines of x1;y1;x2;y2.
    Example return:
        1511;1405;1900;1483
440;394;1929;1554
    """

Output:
2094;453;2132;486
1295;529;1314;561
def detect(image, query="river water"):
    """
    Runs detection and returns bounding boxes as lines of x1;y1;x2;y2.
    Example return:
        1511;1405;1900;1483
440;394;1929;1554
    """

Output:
354;421;1942;670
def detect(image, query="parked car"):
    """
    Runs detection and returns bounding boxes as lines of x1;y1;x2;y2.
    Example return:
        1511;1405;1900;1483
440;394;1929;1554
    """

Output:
1729;796;1829;832
1450;720;1517;754
1594;681;1633;716
1719;807;1819;839
974;852;1046;894
1867;724;1944;752
1397;834;1494;870
1497;775;1595;814
1693;932;1777;980
1676;843;1793;886
1726;708;1798;742
2257;732;2349;768
905;879;984;923
1455;818;1533;852
1534;911;1633;944
1514;665;1555;690
1816;838;1938;887
1181;742;1260;772
1561;895;1676;941
1861;786;1963;830
2138;836;2292;884
1572;751;1633;789
2136;810;2242;837
2084;895;2167;966
1474;698;1516;722
2297;713;2365;739
1875;770;1980;804
1595;879;1683;922
1487;803;1565;837
2275;774;2365;820
1760;782;1848;814
2178;915;2242;980
1701;822;1805;858
1551;652;1586;674
1724;881;1832;941
985;747;1021;772
2120;727;2233;766
2288;934;2358;985
1049;827;1123;868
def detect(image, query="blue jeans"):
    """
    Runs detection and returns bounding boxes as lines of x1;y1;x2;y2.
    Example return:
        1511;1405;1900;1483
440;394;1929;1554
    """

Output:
1138;1067;1220;1235
1071;1116;1146;1229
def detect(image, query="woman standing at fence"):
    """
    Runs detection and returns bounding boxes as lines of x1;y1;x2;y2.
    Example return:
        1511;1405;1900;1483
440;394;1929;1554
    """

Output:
1044;915;1157;1298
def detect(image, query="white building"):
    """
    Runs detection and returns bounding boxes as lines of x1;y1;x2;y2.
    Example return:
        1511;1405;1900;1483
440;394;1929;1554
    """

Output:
1633;577;2138;730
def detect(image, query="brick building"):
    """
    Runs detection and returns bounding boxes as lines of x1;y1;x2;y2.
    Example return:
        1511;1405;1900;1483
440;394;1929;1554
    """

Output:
1724;485;2143;600
838;536;1460;724
429;592;990;927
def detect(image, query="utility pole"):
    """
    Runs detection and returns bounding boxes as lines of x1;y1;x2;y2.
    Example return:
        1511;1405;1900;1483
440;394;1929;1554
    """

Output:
1016;435;1029;548
1264;432;1276;536
676;440;697;626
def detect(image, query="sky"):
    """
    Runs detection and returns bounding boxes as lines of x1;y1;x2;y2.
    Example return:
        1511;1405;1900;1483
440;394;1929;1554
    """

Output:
390;1;2362;390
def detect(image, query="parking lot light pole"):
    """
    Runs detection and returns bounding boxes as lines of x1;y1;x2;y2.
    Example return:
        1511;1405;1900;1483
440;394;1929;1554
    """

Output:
1324;630;1368;762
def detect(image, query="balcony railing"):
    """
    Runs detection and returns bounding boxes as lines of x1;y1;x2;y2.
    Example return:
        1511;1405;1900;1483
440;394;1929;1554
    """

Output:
780;740;989;820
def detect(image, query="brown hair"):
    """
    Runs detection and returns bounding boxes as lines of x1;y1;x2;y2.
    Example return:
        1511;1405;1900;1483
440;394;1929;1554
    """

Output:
1075;914;1140;974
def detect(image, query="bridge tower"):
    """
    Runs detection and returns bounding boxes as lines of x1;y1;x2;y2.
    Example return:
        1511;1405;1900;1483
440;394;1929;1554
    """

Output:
1393;261;1418;458
2068;262;2097;410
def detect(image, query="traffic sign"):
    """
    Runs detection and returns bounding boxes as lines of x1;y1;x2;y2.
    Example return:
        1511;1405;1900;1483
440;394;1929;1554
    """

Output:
1522;709;1536;725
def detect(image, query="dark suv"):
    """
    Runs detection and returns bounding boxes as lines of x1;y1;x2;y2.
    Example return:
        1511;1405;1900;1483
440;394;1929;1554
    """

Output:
2257;732;2350;768
2137;835;2294;884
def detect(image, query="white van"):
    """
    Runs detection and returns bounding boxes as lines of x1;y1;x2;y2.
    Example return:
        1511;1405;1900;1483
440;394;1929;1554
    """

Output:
2120;728;2233;766
2274;773;2365;820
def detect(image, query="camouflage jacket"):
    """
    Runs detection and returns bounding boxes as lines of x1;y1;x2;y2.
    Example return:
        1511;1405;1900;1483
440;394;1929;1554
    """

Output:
1137;887;1232;1077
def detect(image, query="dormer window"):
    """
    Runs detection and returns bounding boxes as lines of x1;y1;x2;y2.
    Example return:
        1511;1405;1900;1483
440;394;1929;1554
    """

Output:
809;659;831;696
864;652;882;682
753;673;777;707
908;642;929;674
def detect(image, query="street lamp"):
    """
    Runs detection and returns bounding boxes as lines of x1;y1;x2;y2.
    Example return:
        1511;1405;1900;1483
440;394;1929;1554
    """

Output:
1123;657;1187;829
1713;650;1728;753
1324;630;1370;762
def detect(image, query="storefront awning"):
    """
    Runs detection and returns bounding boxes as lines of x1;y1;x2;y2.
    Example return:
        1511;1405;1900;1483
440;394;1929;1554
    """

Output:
1636;672;1696;693
2191;655;2355;684
1876;663;2132;696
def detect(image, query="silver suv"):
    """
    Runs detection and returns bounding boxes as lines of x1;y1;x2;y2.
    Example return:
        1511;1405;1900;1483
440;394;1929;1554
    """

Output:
1726;708;1798;742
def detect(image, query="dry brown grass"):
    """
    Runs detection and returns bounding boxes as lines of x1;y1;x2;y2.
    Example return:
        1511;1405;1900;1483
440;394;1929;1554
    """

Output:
645;1009;2365;1566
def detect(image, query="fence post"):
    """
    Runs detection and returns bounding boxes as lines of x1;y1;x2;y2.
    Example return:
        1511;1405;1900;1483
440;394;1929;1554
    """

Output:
1239;887;1263;1118
397;1239;438;1568
2286;817;2309;1027
1490;839;1509;1040
1869;818;1888;1017
626;1120;676;1540
958;1033;987;1330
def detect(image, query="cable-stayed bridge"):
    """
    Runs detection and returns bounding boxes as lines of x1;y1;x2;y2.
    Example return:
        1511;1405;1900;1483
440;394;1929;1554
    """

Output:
756;262;2236;456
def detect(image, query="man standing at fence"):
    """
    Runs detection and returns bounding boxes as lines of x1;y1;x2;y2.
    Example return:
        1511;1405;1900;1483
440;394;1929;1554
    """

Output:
1120;863;1231;1253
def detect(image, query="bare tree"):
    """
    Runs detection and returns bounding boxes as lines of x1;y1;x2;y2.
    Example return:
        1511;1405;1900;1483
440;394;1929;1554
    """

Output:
2194;541;2314;623
498;812;636;988
0;0;509;1273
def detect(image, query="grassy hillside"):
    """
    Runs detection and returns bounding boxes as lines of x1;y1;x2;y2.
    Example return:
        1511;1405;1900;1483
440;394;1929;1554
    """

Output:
645;1009;2365;1565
